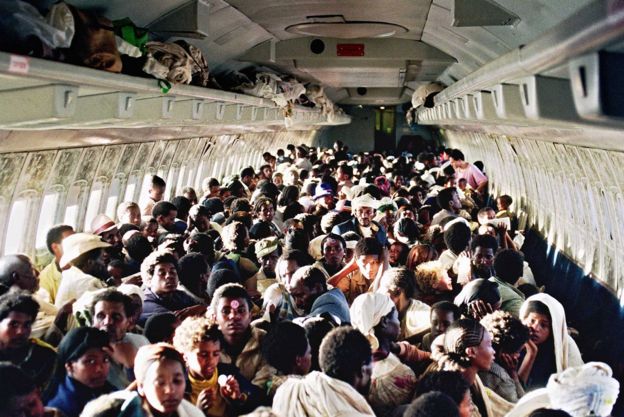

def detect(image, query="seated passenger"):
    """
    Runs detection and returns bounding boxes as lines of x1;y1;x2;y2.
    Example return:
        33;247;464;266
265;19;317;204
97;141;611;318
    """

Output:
141;175;166;216
153;201;179;234
313;233;346;278
518;294;584;390
332;194;388;246
421;301;461;352
414;371;472;417
328;237;387;305
173;316;260;416
178;253;210;304
272;326;376;416
414;260;454;305
490;249;526;317
254;237;280;295
0;362;60;417
117;201;142;227
349;292;417;414
287;266;350;324
261;321;312;398
55;233;110;307
210;283;274;389
89;289;149;388
469;234;498;280
454;278;502;320
0;291;57;390
38;225;74;304
438;222;471;272
380;267;431;340
253;197;283;238
404;392;460;417
90;214;124;262
431;187;461;226
388;241;410;267
47;327;115;417
431;318;513;417
139;250;201;326
479;311;529;402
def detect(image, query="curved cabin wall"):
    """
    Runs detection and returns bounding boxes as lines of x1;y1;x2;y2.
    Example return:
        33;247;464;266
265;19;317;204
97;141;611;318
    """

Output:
0;130;317;266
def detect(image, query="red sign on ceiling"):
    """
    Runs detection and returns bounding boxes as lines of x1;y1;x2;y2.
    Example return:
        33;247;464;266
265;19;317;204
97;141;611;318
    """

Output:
337;44;365;56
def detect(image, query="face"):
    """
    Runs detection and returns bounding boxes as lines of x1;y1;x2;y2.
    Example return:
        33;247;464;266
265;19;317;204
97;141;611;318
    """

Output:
355;206;375;227
294;343;312;375
323;238;345;267
262;167;273;179
450;191;462;211
185;340;221;379
0;312;33;350
215;297;251;340
434;268;453;292
184;190;198;205
149;185;165;202
123;207;142;227
6;390;45;417
381;307;401;342
320;195;335;210
430;309;455;339
458;180;467;191
140;359;185;415
93;300;129;342
450;157;462;170
289;280;321;313
66;348;110;388
385;287;409;313
472;247;495;275
51;229;75;260
400;210;415;220
273;175;283;186
260;253;278;277
356;255;381;280
101;228;122;252
158;210;177;231
193;214;210;233
523;312;551;345
388;243;404;266
15;261;39;293
258;203;275;222
150;263;179;296
469;330;495;371
143;222;159;242
277;259;299;286
458;391;472;417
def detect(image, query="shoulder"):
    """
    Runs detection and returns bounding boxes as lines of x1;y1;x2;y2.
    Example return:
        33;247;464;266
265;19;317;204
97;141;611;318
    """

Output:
179;399;205;417
31;338;57;358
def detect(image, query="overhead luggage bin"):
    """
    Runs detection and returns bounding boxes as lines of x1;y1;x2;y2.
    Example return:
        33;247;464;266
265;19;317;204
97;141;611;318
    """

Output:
519;75;581;124
472;91;497;121
491;83;526;122
0;84;77;128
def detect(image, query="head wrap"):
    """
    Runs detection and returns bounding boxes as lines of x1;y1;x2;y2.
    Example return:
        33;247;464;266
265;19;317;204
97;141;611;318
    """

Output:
547;362;620;417
58;327;110;364
133;343;186;384
349;292;395;350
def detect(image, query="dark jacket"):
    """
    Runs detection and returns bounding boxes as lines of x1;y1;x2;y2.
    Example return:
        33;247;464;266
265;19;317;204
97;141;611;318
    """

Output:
140;288;199;326
47;376;115;417
0;338;57;391
331;217;388;246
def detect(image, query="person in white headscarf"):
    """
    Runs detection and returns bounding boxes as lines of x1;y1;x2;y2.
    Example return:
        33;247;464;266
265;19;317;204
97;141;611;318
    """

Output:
518;294;583;390
350;292;417;414
506;362;619;417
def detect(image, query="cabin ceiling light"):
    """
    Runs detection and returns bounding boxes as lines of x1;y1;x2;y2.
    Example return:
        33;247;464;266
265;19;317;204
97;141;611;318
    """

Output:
286;15;407;39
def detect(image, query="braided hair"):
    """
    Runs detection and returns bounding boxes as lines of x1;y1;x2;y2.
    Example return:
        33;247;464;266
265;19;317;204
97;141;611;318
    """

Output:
432;318;485;371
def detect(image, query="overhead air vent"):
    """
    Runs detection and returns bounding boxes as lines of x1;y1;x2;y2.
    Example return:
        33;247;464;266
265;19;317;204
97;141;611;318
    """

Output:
148;0;210;39
452;0;519;27
286;15;408;39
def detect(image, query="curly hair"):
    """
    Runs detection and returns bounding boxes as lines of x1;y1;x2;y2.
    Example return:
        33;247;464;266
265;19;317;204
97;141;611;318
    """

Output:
221;221;249;252
140;250;178;282
381;267;416;299
431;318;485;371
480;311;529;354
319;326;372;383
172;316;223;354
414;261;446;295
261;321;309;374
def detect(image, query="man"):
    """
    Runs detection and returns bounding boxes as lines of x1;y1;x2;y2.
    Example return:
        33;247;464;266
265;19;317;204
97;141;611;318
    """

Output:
294;146;313;171
55;233;110;307
152;201;178;233
336;164;354;197
210;283;274;389
328;237;386;305
39;225;74;304
332;194;388;246
90;289;149;388
262;250;311;322
470;234;499;280
313;183;336;212
141;175;166;216
272;326;375;416
490;249;526;317
240;167;256;197
449;149;488;195
254;237;280;295
259;164;273;181
0;291;57;390
90;214;123;261
314;233;346;277
288;266;350;325
0;362;58;417
431;187;461;226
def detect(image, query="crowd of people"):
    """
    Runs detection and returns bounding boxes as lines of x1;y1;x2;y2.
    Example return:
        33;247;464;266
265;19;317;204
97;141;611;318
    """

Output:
0;142;619;417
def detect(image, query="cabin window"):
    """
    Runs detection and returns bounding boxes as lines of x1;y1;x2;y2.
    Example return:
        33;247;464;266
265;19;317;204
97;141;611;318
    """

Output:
64;181;89;231
106;175;125;221
5;191;39;255
84;180;107;232
35;186;64;250
124;171;141;204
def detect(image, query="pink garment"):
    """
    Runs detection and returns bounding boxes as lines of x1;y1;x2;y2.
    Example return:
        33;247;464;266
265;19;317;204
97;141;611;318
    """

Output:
455;164;487;189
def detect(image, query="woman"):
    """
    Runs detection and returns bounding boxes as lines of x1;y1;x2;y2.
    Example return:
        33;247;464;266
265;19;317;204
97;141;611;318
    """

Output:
406;244;438;271
350;292;417;415
414;260;454;305
46;327;116;417
380;267;431;340
431;318;513;417
139;250;202;326
518;293;583;390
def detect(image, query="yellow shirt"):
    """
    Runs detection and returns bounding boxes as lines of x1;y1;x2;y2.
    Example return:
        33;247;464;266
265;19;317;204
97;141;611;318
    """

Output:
39;261;62;304
188;370;226;417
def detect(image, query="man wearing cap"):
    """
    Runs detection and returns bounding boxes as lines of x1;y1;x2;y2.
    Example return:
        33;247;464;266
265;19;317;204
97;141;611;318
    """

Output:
55;233;110;308
255;237;280;295
332;194;388;246
313;183;336;214
90;214;124;262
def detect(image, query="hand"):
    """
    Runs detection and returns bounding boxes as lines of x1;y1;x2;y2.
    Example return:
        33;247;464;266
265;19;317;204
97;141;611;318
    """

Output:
219;375;241;400
197;387;216;412
122;274;142;287
54;298;75;330
499;352;519;378
389;341;401;355
467;300;494;320
524;339;538;358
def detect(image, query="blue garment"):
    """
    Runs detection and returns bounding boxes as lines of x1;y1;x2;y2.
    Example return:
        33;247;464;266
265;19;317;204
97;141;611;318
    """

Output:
47;376;115;417
140;288;199;326
332;217;388;246
309;288;351;325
